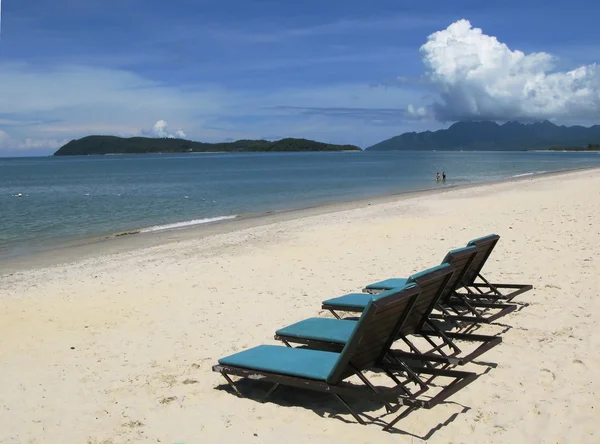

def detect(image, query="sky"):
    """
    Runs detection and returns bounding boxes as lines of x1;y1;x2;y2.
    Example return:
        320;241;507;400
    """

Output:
0;0;599;156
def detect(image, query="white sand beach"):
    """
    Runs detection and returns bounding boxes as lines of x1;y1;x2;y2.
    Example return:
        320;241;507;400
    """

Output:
1;168;599;443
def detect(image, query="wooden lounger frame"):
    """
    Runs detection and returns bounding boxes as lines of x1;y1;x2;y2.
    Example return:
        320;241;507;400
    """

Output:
323;263;502;366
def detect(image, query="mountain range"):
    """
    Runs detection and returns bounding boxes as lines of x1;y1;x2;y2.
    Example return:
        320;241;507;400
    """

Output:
366;121;600;151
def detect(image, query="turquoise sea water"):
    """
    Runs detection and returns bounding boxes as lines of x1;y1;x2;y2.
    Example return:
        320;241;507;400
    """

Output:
1;150;599;260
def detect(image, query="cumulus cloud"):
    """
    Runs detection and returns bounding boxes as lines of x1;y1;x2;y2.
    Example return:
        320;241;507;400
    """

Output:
144;120;186;139
408;19;600;121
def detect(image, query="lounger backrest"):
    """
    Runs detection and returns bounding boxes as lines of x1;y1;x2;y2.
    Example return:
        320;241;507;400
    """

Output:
326;284;421;384
396;263;455;337
438;246;478;303
462;234;500;285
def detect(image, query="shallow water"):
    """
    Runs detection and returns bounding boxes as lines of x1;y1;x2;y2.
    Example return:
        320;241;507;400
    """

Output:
1;150;599;259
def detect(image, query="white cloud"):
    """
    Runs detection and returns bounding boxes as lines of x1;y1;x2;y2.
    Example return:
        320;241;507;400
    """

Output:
0;62;223;137
0;128;67;152
145;120;186;139
409;19;600;121
406;104;428;118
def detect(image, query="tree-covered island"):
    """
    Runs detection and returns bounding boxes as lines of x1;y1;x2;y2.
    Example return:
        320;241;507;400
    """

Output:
53;136;362;155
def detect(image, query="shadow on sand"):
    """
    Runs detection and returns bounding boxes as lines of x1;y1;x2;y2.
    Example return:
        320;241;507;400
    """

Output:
215;375;478;437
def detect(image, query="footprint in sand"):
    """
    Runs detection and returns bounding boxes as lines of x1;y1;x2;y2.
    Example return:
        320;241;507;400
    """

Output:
539;368;556;384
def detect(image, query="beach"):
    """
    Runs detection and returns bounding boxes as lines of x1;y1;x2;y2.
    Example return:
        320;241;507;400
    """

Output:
1;168;599;443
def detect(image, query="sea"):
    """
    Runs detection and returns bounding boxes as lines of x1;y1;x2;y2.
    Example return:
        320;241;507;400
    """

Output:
1;150;599;261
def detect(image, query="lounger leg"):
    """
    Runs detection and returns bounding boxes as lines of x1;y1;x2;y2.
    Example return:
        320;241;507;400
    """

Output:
221;373;244;398
467;276;513;300
424;320;462;354
386;356;429;392
420;331;502;364
383;369;415;396
455;297;486;318
261;383;280;402
449;295;490;322
383;367;403;385
222;371;280;402
401;337;435;368
352;368;395;412
382;405;417;431
328;309;341;320
477;273;504;298
468;302;517;323
400;336;435;365
378;362;412;396
421;333;452;357
473;276;533;301
466;284;488;298
378;355;428;396
435;305;462;328
401;335;422;354
333;394;366;425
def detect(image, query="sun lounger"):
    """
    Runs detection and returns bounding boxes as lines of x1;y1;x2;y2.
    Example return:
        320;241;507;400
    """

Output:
213;284;477;430
460;234;533;301
313;264;501;366
364;246;518;324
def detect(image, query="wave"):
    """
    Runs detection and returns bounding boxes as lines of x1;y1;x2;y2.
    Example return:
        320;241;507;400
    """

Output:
140;215;237;233
511;171;546;178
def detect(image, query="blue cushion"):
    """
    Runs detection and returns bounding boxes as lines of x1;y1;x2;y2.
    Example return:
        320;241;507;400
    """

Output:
276;317;357;344
365;277;409;291
322;292;372;309
218;345;339;381
467;234;499;246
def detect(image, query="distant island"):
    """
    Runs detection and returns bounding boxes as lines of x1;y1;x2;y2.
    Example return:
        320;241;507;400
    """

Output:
367;121;600;151
548;144;600;151
53;136;361;156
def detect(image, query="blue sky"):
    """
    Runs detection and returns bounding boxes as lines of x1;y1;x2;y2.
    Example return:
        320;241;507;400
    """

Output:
1;0;599;155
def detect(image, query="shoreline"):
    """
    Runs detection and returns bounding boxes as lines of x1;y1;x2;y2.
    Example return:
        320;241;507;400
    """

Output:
2;165;598;275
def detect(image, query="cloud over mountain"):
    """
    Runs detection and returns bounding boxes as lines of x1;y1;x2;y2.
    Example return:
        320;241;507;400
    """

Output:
145;120;186;139
409;19;600;122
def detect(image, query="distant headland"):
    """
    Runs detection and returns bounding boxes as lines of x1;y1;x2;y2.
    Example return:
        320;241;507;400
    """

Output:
366;121;600;151
53;136;362;156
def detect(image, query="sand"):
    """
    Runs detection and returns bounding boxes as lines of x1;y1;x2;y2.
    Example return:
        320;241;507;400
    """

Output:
1;169;599;443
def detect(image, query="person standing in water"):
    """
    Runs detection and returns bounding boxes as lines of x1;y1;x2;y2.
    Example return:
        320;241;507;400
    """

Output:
436;172;441;181
442;171;446;181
